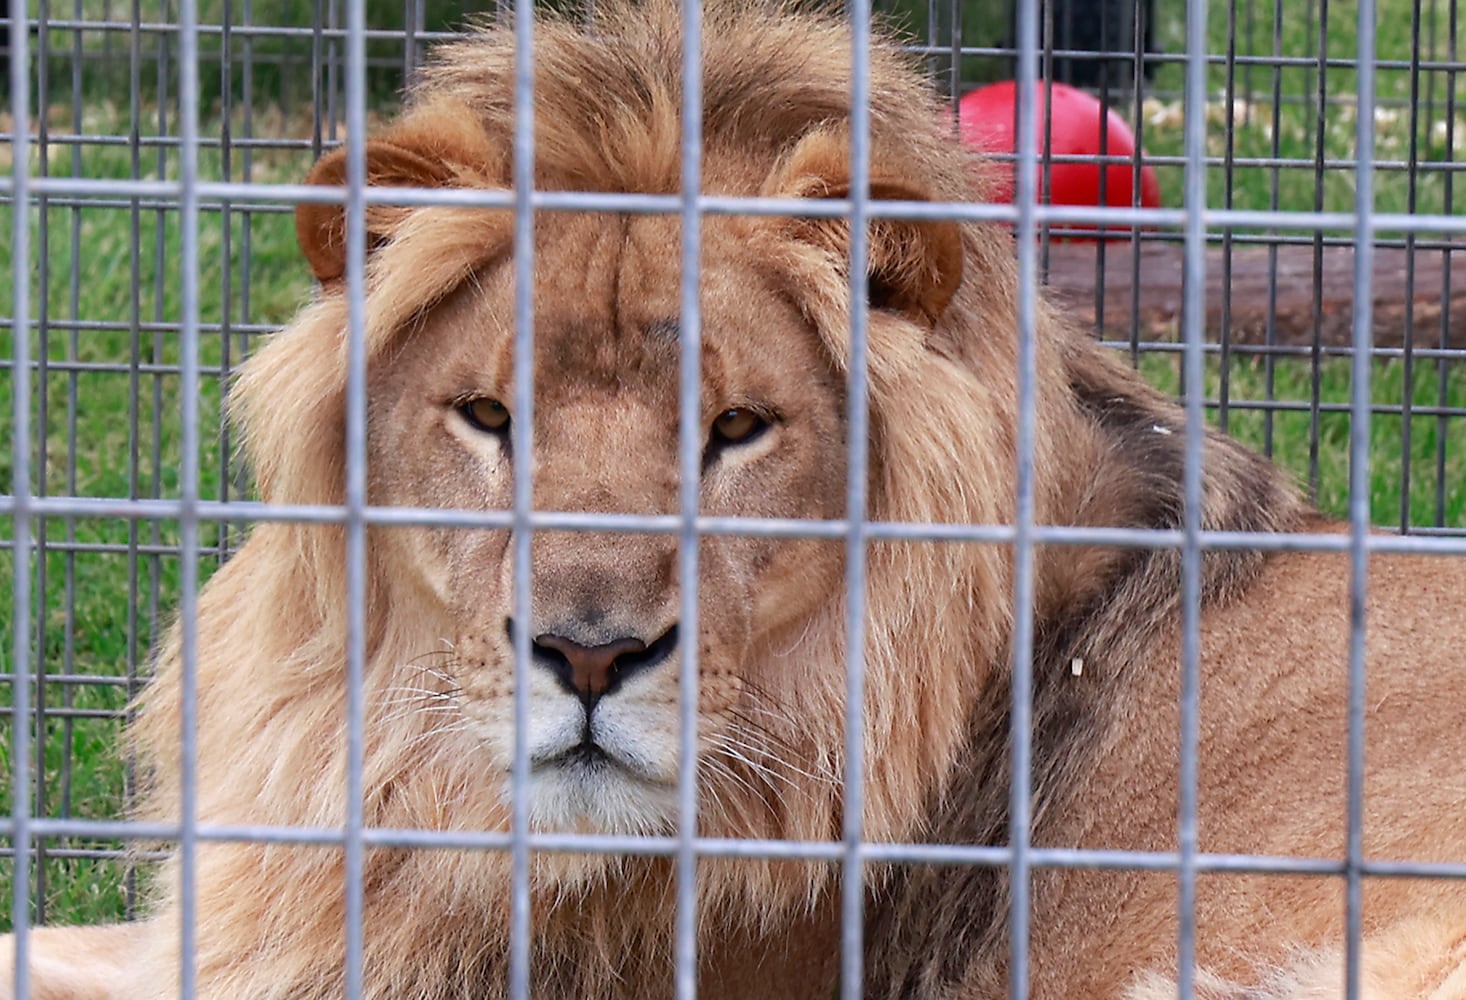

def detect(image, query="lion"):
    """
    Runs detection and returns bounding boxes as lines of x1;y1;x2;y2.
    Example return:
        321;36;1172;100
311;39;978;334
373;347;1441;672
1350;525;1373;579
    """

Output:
5;1;1465;997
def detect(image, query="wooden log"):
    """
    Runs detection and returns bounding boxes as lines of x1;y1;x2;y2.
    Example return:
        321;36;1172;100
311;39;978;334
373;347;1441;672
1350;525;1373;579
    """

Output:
1041;241;1466;351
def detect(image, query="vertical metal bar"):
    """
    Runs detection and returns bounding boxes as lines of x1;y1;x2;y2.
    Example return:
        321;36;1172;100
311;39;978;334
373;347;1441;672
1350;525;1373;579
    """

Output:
1127;0;1146;367
9;0;36;990
48;0;83;879
219;0;236;539
1307;0;1331;503
1010;0;1041;990
923;0;938;83
1094;0;1114;323
1435;0;1458;528
840;1;873;996
1179;0;1211;989
1424;0;1440;119
1039;1;1054;259
123;0;145;918
1219;0;1239;435
509;0;537;995
147;0;168;648
311;0;325;160
59;0;85;848
675;1;704;997
176;0;203;990
404;0;419;85
342;0;369;993
1401;0;1423;533
1093;43;1109;333
1304;0;1319;141
1344;0;1378;992
1261;0;1285;459
413;0;426;77
947;0;960;114
33;0;53;921
326;0;341;144
1242;0;1256;108
235;0;256;531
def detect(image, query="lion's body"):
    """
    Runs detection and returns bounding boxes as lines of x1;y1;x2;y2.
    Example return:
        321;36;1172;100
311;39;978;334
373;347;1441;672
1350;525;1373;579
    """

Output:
4;2;1464;998
876;540;1466;997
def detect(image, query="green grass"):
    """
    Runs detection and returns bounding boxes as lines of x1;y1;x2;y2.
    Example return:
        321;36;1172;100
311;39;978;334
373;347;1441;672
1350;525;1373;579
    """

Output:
1143;0;1465;222
1;105;314;928
29;0;469;114
3;0;1464;934
1138;351;1466;528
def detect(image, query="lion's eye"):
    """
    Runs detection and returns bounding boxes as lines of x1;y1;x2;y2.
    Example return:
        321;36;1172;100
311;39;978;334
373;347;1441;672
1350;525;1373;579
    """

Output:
711;407;767;446
703;407;772;472
460;397;510;434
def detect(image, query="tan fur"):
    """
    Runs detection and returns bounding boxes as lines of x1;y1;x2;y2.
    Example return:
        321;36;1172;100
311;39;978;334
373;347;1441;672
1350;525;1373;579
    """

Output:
4;2;1464;998
1126;914;1466;999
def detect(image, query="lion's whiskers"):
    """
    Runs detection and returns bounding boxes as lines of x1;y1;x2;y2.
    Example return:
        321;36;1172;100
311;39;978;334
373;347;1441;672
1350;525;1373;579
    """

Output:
400;655;461;688
378;685;462;706
727;681;813;738
703;746;795;805
694;755;765;824
702;727;834;803
719;702;838;787
376;705;466;731
398;720;477;755
375;655;470;733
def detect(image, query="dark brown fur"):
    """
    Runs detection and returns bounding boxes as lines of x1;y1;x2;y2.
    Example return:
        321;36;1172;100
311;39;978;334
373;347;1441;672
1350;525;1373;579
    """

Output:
865;355;1304;996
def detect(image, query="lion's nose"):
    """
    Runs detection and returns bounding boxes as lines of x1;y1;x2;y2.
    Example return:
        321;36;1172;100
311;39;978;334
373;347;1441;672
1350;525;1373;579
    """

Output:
525;623;679;708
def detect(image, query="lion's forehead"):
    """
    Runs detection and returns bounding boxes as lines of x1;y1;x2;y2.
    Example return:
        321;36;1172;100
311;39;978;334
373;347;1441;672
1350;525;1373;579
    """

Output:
530;313;686;399
427;212;821;409
531;217;780;349
530;212;696;316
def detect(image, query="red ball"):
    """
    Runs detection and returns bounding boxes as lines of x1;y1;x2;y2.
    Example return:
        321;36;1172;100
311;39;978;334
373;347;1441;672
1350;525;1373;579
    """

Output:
958;79;1162;219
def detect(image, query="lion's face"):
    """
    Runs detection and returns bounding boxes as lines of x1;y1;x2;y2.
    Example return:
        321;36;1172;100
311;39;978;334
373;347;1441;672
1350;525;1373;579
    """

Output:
366;211;851;835
266;102;976;865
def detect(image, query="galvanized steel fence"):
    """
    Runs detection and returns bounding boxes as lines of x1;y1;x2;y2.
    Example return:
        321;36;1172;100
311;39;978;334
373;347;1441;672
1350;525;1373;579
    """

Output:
3;0;1465;996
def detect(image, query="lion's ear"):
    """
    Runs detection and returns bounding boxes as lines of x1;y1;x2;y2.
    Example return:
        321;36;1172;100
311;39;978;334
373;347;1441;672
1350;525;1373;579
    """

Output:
296;102;502;283
763;127;964;324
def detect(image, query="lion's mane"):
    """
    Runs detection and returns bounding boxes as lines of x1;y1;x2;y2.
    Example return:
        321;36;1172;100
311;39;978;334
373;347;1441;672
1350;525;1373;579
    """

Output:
119;3;1305;997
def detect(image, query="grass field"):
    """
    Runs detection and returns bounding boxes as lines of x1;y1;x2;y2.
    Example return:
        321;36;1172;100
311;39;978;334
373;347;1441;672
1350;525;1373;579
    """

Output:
1143;0;1466;220
2;0;1464;932
1;101;314;924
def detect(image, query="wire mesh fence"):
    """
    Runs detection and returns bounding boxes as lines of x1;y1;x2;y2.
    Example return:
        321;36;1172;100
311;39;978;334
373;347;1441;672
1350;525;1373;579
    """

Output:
3;0;1465;995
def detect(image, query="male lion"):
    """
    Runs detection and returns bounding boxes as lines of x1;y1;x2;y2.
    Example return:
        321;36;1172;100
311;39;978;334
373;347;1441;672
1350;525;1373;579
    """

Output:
5;1;1465;998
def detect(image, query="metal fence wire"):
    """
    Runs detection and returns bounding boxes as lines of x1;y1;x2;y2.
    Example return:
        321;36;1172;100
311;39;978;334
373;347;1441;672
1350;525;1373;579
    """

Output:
2;0;1465;996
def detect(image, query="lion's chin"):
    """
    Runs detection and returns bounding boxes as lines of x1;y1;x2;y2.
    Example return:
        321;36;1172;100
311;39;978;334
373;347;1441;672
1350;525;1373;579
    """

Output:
519;755;679;838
